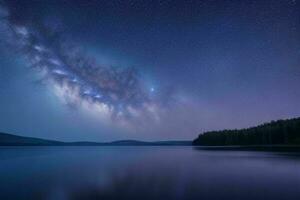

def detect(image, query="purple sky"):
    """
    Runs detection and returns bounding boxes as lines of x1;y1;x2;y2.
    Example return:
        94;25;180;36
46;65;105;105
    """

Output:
0;0;299;141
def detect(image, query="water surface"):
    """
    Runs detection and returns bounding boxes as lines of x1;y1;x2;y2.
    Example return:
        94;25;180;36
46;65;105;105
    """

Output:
0;146;300;200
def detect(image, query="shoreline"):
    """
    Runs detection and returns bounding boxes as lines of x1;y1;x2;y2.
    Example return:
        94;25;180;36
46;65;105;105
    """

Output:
193;145;300;152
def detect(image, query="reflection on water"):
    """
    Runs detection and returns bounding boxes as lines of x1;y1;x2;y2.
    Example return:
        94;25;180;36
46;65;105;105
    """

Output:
0;146;300;200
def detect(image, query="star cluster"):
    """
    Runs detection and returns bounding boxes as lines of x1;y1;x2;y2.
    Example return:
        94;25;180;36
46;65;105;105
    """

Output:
0;3;163;129
0;0;299;140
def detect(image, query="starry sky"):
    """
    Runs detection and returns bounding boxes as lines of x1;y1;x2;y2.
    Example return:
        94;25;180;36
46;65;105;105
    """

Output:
0;0;299;142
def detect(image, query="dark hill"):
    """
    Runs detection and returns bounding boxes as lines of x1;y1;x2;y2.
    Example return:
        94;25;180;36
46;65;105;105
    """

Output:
0;132;62;146
193;117;300;146
0;132;191;146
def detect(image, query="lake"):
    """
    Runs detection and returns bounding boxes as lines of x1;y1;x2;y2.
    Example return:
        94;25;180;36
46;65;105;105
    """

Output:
0;146;300;200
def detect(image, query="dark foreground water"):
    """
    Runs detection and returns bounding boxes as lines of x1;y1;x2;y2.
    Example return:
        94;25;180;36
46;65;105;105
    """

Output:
0;147;300;200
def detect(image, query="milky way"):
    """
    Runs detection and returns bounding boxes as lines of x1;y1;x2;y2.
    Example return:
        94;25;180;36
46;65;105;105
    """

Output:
1;0;299;140
0;3;164;129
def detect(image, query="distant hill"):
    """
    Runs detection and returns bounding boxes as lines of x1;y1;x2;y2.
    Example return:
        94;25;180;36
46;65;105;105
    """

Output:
66;140;191;146
0;132;192;146
193;117;300;146
0;132;63;146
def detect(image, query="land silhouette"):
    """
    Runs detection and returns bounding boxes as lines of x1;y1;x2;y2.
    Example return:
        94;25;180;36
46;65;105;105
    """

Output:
193;117;300;147
1;117;300;149
0;132;191;146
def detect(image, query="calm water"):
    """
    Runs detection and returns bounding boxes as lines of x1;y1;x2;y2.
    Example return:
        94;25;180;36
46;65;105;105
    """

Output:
0;147;300;200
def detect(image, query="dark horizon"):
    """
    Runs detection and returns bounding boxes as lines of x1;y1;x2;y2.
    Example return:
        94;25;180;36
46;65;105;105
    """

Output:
0;0;299;142
1;116;299;145
0;131;192;144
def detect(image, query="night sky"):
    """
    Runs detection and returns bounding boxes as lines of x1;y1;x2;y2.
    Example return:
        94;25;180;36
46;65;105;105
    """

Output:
0;0;299;142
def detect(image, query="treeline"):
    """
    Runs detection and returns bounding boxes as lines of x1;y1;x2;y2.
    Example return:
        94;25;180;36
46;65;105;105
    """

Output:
193;117;300;146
